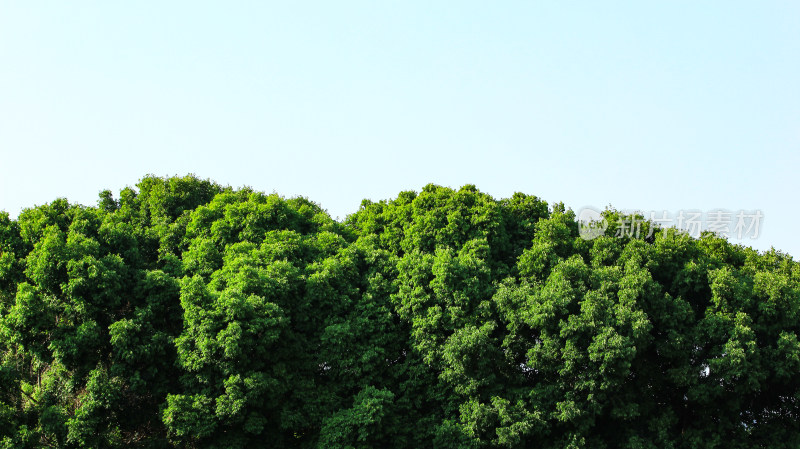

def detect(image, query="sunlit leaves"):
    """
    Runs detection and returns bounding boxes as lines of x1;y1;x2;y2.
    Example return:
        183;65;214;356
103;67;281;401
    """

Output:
2;177;800;448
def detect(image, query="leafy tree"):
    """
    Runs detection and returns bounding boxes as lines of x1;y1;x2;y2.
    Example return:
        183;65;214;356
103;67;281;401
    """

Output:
0;176;798;448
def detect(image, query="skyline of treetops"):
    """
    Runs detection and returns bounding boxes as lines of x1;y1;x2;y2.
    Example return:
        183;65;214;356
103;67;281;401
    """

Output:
1;174;798;448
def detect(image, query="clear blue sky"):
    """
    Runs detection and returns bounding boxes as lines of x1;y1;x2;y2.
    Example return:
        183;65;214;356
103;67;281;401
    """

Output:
1;2;798;256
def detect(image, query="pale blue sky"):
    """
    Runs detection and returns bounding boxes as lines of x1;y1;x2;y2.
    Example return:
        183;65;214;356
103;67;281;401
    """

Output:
1;2;798;256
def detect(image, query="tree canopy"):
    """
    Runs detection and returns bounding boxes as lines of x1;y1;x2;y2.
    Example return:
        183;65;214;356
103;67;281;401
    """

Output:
0;175;798;448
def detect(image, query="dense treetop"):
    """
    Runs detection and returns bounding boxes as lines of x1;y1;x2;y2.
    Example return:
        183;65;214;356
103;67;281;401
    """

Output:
0;175;798;448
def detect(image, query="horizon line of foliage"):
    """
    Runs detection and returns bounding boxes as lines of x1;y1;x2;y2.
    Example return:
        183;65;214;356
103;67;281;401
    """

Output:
0;174;799;448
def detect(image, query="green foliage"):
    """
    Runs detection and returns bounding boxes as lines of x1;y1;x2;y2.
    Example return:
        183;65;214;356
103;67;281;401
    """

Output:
0;176;799;448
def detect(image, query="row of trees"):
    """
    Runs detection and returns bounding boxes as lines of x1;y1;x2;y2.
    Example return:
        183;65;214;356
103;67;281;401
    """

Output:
0;175;799;448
